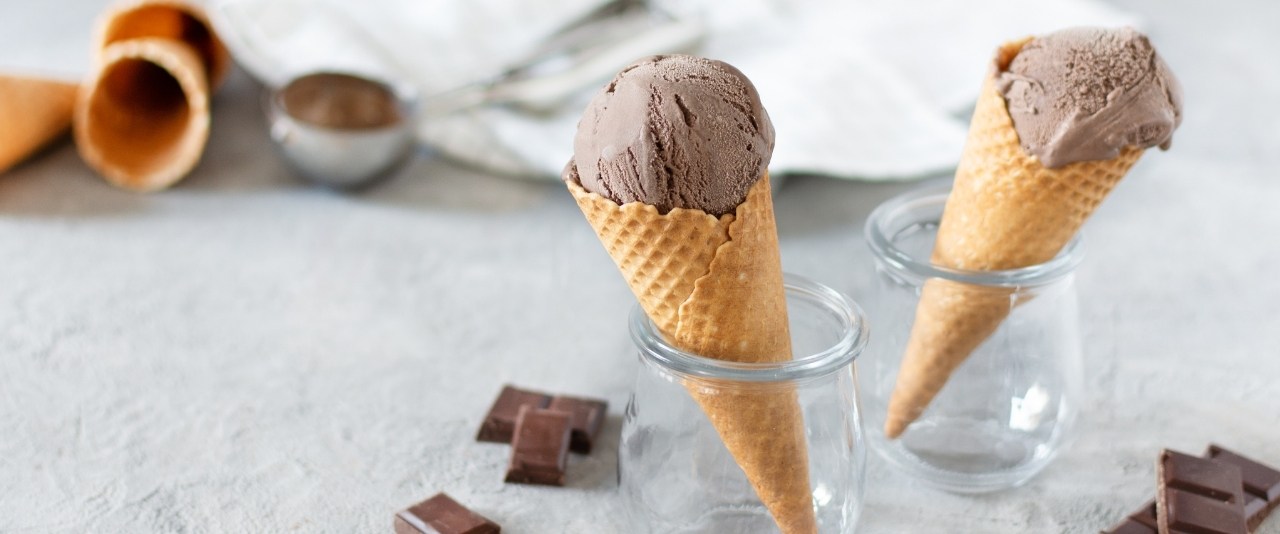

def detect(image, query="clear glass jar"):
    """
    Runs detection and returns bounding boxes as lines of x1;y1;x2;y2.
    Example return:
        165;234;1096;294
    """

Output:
861;185;1084;493
620;275;869;533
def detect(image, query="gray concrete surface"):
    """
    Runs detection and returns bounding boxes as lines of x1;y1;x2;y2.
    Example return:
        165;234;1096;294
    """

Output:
2;0;1278;532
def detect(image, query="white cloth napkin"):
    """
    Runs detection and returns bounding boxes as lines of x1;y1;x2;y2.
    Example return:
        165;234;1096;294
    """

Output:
209;0;1137;181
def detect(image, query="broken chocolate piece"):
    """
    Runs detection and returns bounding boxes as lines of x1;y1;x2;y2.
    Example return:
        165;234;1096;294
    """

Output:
394;492;499;534
1207;444;1280;531
504;405;571;486
547;395;607;454
1157;449;1247;534
477;385;551;444
1103;501;1158;534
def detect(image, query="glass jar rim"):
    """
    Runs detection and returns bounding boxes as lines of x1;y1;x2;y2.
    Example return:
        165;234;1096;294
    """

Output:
628;274;868;383
865;185;1084;287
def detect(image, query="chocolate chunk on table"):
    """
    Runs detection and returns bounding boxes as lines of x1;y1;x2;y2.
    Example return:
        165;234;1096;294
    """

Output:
1103;501;1158;534
1157;449;1247;534
547;395;607;454
504;405;571;486
394;492;499;534
476;385;551;444
1207;444;1280;530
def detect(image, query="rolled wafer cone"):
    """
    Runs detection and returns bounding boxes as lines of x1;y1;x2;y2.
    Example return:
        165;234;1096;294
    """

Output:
0;75;78;173
74;38;210;192
569;173;816;534
884;39;1145;439
95;0;230;90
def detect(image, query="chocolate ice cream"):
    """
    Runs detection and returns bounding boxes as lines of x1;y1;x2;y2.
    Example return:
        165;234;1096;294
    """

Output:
998;27;1182;168
568;55;774;216
279;72;402;130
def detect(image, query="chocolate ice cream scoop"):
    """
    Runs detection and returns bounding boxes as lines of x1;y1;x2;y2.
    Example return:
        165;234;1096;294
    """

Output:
569;54;774;216
998;27;1182;168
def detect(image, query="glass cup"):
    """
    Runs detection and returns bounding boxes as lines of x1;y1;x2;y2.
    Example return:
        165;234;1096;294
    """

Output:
861;186;1084;493
619;274;870;533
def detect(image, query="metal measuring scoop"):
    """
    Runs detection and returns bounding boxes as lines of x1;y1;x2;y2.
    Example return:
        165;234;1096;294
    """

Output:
266;70;419;186
266;72;419;189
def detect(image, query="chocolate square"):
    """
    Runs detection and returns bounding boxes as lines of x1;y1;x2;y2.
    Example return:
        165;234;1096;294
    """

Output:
476;385;550;444
1163;490;1247;533
504;406;571;486
547;395;607;454
1157;449;1247;534
394;493;499;534
1207;444;1280;530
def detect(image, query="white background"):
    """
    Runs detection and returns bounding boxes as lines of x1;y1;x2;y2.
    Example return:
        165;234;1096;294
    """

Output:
2;0;1278;532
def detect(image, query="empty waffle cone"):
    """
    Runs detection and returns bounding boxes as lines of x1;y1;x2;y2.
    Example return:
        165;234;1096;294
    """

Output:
74;38;210;192
0;75;78;173
96;0;230;90
569;173;816;534
884;39;1145;439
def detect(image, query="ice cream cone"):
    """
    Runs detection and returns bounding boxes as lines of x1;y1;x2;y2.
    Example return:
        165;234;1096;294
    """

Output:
569;173;816;534
95;0;230;90
0;75;78;173
884;39;1145;439
74;37;210;192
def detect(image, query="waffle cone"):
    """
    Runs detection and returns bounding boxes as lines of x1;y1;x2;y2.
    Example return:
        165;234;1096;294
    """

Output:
0;75;77;173
569;174;816;534
74;38;210;192
95;0;230;90
884;39;1145;439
